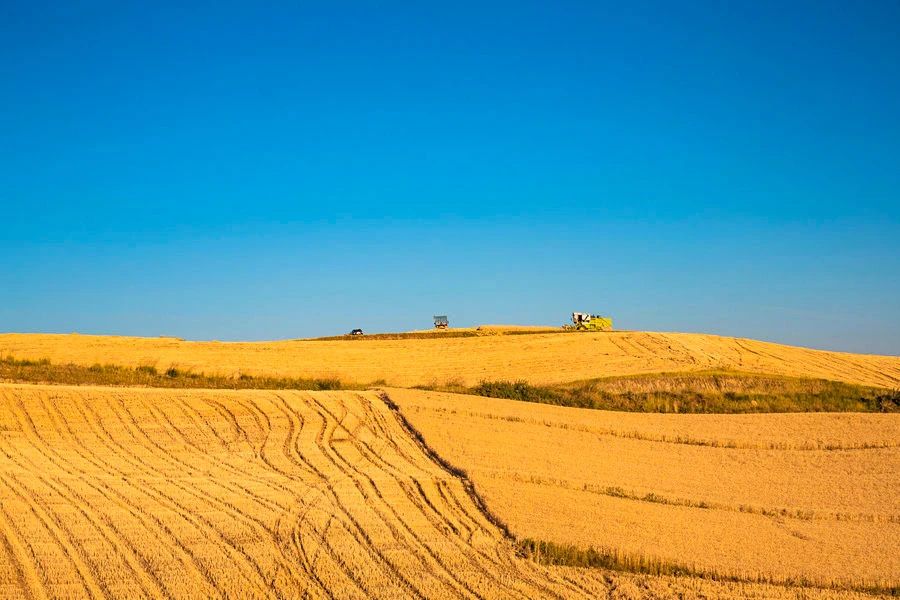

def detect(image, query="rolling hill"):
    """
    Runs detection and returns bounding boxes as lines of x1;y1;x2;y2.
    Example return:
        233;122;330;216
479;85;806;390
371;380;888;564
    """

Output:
1;331;898;388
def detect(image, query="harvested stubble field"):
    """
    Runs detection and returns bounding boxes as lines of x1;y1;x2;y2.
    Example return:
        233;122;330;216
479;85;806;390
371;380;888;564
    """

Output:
388;388;900;593
0;383;569;599
0;383;884;600
2;330;899;599
1;331;899;388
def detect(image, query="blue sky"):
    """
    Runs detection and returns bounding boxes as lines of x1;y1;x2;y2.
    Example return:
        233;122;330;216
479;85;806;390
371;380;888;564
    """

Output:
2;1;899;354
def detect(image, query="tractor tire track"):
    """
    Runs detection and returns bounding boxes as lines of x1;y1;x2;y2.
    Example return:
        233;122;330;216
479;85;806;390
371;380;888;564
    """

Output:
16;389;223;599
0;383;628;599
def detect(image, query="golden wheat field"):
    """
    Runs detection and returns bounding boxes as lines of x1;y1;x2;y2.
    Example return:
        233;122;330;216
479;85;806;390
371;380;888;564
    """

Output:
0;382;887;599
2;331;899;388
389;388;900;591
0;383;569;599
1;332;899;598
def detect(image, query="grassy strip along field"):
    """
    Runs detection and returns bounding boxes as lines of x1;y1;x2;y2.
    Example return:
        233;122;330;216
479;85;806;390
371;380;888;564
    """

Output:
310;331;483;341
5;355;898;413
423;370;900;413
0;355;355;390
517;539;898;596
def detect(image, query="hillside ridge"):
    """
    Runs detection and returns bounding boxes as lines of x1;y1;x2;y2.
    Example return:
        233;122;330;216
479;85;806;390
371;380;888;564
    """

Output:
1;330;898;389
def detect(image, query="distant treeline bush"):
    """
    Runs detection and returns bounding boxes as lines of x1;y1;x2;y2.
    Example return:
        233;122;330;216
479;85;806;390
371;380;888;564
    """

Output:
0;355;350;390
428;371;899;413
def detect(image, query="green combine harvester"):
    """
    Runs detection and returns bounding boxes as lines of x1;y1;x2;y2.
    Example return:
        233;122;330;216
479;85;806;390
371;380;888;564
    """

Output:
565;312;613;331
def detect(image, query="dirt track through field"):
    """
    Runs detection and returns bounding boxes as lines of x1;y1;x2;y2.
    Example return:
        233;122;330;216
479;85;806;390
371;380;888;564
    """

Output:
2;331;899;388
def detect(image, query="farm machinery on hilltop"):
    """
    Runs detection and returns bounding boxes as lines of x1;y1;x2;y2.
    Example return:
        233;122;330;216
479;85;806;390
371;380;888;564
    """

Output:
564;312;613;331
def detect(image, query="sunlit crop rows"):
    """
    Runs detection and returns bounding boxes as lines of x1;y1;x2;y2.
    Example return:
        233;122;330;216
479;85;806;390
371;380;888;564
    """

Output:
0;383;891;598
2;330;898;388
390;388;900;590
0;384;584;599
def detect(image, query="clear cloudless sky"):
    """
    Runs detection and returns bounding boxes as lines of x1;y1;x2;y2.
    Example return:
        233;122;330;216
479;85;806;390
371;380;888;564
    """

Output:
2;1;899;354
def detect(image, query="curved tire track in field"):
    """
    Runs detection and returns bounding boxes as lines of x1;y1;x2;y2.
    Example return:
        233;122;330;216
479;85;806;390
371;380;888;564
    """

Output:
307;392;514;599
13;389;223;598
0;384;606;599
